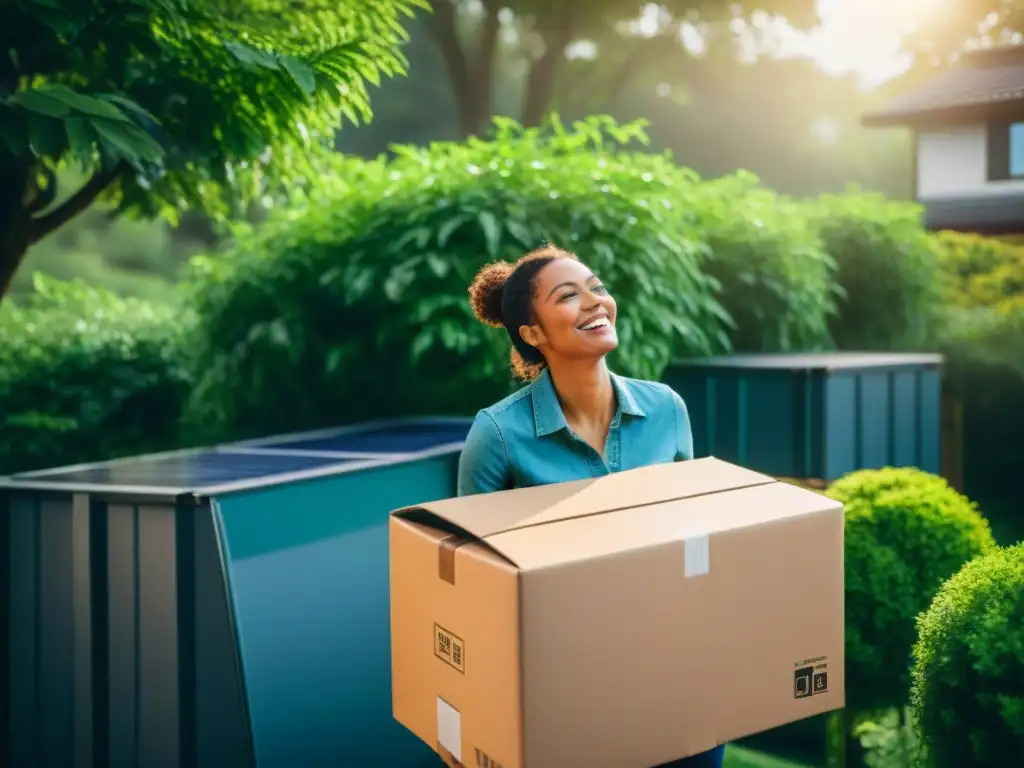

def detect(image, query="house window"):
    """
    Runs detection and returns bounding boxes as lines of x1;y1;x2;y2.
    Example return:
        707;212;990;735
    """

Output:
1011;123;1024;177
988;121;1024;180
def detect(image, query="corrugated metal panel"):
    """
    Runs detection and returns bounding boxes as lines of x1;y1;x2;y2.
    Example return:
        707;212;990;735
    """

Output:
664;353;944;482
1;418;471;768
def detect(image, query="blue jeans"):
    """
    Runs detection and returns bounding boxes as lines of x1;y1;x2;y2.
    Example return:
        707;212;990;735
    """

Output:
656;744;726;767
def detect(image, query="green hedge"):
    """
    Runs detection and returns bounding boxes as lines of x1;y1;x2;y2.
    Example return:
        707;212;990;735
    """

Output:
184;117;735;441
932;230;1024;545
0;276;191;474
688;173;837;353
808;192;942;351
932;229;1024;311
911;543;1024;767
827;468;996;712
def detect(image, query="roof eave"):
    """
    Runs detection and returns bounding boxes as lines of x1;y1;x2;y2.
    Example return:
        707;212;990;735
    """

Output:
862;99;1024;129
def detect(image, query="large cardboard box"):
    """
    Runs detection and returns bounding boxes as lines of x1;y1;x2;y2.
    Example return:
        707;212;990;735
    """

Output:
390;458;844;768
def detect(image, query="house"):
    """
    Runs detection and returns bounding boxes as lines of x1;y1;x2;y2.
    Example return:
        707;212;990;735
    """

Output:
862;46;1024;235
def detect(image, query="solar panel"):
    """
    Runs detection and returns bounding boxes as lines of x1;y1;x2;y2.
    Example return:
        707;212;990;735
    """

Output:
260;420;472;454
15;450;353;490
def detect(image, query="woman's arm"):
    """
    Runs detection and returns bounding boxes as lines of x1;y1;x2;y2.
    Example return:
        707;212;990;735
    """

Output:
457;410;511;496
671;389;694;461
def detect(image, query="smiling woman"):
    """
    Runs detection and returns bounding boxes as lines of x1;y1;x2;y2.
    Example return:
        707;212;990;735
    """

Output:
457;243;723;766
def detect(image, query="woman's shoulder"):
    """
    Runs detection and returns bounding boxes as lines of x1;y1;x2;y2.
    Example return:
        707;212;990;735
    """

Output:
612;373;684;414
473;380;537;434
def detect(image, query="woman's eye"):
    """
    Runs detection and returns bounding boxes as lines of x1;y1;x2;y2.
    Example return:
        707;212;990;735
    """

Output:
592;284;608;294
558;291;578;302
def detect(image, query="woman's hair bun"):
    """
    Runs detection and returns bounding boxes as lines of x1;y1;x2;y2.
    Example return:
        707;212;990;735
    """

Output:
468;261;513;328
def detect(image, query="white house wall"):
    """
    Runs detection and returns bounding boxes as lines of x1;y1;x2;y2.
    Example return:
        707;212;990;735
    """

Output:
917;124;1024;198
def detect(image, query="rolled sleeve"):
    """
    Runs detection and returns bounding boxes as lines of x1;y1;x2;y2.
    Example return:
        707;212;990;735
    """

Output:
457;410;511;496
671;389;694;461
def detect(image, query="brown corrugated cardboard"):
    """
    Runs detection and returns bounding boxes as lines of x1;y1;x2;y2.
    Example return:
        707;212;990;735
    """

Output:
389;457;845;768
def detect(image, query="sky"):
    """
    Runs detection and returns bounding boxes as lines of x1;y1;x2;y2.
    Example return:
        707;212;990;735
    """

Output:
809;0;928;86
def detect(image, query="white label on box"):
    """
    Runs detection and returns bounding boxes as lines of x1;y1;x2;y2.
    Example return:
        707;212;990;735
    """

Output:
436;696;462;762
684;536;710;578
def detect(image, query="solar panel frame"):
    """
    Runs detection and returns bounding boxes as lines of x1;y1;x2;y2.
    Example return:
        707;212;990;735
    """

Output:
0;417;473;497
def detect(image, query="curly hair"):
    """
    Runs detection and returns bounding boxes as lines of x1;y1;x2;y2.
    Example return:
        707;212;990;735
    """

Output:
468;244;578;380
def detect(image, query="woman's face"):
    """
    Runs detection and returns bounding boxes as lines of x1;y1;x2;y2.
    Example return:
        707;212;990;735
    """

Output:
519;258;618;363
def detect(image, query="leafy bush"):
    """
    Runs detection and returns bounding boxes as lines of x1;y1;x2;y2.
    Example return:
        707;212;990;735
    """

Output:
827;466;950;508
185;116;732;441
931;230;1024;311
806;192;942;350
910;543;1024;767
688;173;838;352
932;232;1024;544
826;468;997;712
0;276;191;474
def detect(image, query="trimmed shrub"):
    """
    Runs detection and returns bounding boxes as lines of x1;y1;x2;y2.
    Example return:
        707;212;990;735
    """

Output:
826;468;997;712
185;116;731;441
827;466;951;508
0;276;191;474
932;229;1024;311
806;192;942;350
688;173;838;353
911;543;1024;767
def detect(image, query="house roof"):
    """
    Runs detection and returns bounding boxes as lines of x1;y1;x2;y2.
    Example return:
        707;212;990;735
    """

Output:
863;46;1024;127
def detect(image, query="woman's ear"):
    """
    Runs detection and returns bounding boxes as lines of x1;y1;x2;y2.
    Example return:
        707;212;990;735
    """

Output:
519;323;545;349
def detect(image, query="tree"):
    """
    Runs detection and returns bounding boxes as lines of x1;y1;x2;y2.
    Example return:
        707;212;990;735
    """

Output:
0;0;422;304
904;0;1024;55
426;0;818;137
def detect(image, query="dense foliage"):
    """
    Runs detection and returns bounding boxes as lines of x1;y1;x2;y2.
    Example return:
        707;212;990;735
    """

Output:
689;173;837;352
0;277;190;474
910;543;1024;767
808;193;942;351
930;231;1024;544
827;469;997;712
0;0;422;301
184;117;733;441
932;230;1024;311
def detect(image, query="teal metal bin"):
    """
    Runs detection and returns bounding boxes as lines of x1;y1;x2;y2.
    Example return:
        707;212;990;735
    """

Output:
1;418;472;768
663;352;944;481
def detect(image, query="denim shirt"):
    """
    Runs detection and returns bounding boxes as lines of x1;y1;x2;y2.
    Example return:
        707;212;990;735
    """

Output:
457;368;693;496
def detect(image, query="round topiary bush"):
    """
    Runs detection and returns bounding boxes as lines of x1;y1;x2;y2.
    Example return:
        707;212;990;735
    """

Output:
826;469;997;712
827;465;951;508
910;543;1024;767
185;116;732;441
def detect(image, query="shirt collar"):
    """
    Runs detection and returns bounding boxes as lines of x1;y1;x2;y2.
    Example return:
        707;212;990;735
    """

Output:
531;368;646;437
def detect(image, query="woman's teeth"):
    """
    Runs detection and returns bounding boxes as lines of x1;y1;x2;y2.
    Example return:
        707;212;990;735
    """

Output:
580;317;610;330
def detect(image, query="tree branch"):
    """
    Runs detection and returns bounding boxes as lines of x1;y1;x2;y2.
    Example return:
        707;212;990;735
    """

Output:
428;0;475;136
521;3;577;127
26;165;123;245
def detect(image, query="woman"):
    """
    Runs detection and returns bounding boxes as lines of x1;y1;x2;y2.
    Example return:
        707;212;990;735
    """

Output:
457;243;726;768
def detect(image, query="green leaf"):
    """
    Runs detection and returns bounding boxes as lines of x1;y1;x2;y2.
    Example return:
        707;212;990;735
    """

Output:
16;89;71;118
64;118;96;166
224;41;280;71
280;55;316;96
96;94;160;127
35;84;130;122
477;211;501;258
92;118;164;164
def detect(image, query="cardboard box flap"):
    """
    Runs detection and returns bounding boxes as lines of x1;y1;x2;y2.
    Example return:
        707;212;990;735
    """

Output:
524;457;775;529
392;457;776;548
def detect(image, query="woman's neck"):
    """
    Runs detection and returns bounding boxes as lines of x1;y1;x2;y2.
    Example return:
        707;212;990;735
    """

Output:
547;358;615;426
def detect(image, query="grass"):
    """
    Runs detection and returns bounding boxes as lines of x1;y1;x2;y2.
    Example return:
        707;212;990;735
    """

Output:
724;745;816;768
